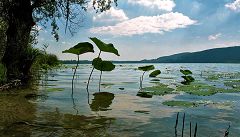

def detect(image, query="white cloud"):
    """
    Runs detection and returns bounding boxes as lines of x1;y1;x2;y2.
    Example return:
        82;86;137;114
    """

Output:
128;0;175;11
90;12;197;36
208;33;222;40
225;0;240;11
93;7;128;22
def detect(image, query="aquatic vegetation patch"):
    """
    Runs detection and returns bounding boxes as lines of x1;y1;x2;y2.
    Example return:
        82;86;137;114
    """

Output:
46;88;65;92
134;110;150;114
150;79;160;82
141;83;175;96
176;83;218;96
162;101;198;107
224;80;240;88
149;70;161;77
197;100;233;110
137;92;153;98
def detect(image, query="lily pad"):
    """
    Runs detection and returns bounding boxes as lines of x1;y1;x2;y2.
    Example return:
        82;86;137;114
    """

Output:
92;58;115;72
137;92;153;98
142;83;175;96
138;65;155;71
149;70;161;77
150;79;160;82
224;80;240;88
163;100;198;107
180;69;192;75
62;42;94;55
46;88;65;92
177;83;218;96
134;110;150;114
90;37;120;56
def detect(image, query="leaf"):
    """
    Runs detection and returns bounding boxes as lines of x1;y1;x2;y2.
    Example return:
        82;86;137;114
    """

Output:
138;65;155;71
182;76;195;82
180;69;192;75
90;37;120;56
62;42;94;55
149;70;161;77
92;58;115;71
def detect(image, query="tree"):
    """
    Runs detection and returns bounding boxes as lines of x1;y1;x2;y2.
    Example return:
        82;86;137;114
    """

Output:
0;0;117;84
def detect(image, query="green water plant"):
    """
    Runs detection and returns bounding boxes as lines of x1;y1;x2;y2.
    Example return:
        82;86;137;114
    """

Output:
162;101;198;107
180;69;195;85
149;70;161;77
138;65;155;89
62;42;94;95
86;37;119;91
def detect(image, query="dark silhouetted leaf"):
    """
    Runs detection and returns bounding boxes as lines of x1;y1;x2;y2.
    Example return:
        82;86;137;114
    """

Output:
180;69;192;75
90;37;120;56
138;65;155;71
62;42;94;55
182;76;195;82
92;58;115;71
149;70;161;77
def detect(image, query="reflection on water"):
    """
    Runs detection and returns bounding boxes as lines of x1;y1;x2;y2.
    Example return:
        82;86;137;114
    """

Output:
90;92;115;111
0;64;240;136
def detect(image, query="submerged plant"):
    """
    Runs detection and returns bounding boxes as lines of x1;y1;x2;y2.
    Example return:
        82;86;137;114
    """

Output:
138;65;154;89
180;69;195;85
62;42;94;95
86;37;120;91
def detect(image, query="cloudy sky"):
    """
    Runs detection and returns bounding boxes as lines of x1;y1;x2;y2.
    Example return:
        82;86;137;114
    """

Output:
36;0;240;61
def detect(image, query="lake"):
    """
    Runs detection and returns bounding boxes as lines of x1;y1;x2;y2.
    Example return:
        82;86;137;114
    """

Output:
0;63;240;137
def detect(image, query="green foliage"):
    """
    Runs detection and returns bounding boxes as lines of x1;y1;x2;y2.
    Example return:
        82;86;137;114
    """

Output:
137;92;153;98
142;83;175;96
62;42;94;55
92;58;115;72
0;63;7;84
90;37;120;56
177;83;218;96
181;76;195;82
180;69;192;75
180;69;194;85
163;101;198;107
138;65;155;71
36;52;60;70
149;70;161;77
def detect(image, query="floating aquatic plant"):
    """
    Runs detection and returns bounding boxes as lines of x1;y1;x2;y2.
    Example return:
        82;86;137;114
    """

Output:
62;42;94;95
86;37;119;91
138;65;155;89
149;70;161;77
180;69;195;85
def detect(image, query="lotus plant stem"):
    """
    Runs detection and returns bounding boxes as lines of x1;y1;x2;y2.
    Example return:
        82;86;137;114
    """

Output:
72;55;79;96
99;70;102;92
181;113;185;137
190;121;192;137
140;71;146;89
175;112;179;129
194;123;197;137
86;51;101;91
224;124;230;137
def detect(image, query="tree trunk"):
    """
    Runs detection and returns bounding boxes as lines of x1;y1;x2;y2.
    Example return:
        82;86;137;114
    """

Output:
2;0;34;84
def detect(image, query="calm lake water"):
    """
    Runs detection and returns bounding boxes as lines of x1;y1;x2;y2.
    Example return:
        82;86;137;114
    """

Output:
0;63;240;137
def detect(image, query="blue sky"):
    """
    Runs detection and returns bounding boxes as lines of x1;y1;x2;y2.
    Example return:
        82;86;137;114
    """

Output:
36;0;240;61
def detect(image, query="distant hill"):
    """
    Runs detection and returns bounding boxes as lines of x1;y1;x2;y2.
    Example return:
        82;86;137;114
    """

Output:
142;46;240;63
61;46;240;64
